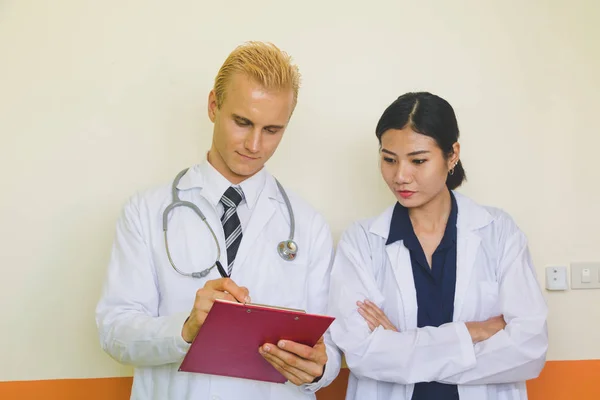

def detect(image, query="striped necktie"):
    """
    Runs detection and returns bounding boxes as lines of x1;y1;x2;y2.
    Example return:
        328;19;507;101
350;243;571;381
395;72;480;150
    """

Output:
220;186;244;276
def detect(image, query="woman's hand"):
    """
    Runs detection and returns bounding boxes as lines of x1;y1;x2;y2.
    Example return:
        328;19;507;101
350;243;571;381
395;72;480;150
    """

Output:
357;299;398;332
465;315;507;343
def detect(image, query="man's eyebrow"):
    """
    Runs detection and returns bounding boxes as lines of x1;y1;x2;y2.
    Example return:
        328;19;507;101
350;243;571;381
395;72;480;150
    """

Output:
232;114;253;125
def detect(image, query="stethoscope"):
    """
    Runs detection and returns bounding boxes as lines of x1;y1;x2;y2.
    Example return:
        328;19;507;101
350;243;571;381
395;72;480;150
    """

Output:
162;167;298;279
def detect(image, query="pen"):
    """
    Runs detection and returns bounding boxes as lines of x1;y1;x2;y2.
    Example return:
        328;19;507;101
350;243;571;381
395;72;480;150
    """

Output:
215;261;246;304
215;261;228;279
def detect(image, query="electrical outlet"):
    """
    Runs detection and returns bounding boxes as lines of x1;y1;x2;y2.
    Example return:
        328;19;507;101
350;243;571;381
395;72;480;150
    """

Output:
545;266;568;291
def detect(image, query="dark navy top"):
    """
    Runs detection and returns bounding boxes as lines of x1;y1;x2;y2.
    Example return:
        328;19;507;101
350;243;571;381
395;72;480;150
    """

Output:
386;192;459;400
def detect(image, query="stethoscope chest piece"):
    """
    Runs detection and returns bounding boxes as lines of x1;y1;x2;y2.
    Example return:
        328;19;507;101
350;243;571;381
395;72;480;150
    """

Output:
277;240;298;261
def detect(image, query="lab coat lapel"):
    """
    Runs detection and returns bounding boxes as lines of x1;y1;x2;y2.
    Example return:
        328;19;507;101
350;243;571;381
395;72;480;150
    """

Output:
371;205;418;330
230;177;277;273
172;165;226;260
452;192;492;319
454;230;480;320
386;242;418;330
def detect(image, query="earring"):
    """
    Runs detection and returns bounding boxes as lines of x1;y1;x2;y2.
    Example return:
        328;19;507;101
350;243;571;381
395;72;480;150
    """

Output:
449;160;458;176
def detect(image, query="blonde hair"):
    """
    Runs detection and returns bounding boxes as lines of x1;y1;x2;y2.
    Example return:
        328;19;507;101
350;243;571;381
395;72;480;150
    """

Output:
213;41;301;111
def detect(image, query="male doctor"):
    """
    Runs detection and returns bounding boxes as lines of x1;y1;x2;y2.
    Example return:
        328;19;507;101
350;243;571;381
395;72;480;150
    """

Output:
95;41;341;400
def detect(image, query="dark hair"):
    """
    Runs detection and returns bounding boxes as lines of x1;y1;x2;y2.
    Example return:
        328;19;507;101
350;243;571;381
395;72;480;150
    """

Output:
375;92;466;190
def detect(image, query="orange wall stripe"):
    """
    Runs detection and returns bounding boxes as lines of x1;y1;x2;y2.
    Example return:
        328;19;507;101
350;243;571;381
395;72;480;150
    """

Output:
0;377;133;400
1;361;598;400
527;360;600;400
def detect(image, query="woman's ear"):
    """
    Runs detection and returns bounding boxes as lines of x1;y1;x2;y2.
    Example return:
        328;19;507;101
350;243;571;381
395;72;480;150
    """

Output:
448;142;461;168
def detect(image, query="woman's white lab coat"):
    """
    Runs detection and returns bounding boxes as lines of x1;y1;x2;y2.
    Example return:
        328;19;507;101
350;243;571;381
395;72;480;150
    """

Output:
95;162;341;400
328;191;548;400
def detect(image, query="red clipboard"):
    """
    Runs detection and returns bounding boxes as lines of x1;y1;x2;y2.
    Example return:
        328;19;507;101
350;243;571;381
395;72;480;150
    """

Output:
178;299;335;383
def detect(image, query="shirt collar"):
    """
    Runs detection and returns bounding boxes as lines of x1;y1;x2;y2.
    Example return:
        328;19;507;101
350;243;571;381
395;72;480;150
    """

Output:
236;165;266;210
198;159;266;210
386;191;458;246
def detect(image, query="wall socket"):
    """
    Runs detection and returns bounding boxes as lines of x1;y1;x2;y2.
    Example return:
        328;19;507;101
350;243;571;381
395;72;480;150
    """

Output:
571;262;600;289
545;266;569;291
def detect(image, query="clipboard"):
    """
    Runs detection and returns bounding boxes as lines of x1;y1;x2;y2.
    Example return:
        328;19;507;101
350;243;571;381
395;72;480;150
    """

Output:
178;299;335;384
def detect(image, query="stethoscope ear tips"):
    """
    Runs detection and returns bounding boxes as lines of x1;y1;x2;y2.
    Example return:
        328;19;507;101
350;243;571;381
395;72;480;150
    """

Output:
278;240;298;261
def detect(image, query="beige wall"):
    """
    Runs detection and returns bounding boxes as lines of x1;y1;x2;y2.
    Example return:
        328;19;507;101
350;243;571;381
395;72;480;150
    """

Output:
1;0;598;381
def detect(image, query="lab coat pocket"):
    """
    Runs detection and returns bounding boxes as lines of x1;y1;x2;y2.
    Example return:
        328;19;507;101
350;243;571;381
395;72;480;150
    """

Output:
266;258;309;309
477;281;501;320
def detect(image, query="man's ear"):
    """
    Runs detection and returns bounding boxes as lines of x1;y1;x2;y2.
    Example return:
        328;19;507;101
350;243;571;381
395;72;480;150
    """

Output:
208;90;218;123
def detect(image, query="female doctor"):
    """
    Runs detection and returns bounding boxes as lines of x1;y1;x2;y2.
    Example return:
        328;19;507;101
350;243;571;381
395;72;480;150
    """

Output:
328;92;548;400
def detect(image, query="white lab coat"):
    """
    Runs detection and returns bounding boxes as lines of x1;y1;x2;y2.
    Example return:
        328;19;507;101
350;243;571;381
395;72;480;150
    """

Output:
328;191;548;400
95;162;342;400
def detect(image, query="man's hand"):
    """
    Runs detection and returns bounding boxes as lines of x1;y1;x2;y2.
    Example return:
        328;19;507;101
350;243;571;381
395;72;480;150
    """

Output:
357;299;399;332
259;336;328;386
182;278;250;343
465;315;507;343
